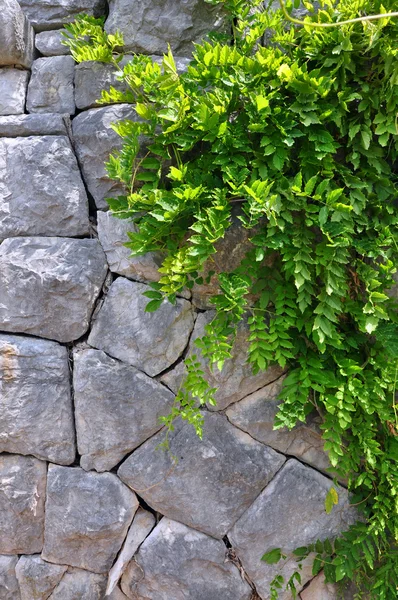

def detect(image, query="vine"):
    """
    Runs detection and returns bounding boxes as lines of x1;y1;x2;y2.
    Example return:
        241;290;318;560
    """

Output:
64;1;398;597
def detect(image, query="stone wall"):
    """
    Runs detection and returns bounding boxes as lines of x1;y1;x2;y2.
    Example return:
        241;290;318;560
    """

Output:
0;1;357;599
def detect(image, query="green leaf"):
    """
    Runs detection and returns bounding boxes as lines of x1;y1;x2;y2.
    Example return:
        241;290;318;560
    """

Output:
145;299;163;312
261;548;285;565
325;487;339;514
256;95;269;112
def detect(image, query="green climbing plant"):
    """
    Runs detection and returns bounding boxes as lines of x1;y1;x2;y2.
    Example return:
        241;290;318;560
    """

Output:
63;1;398;597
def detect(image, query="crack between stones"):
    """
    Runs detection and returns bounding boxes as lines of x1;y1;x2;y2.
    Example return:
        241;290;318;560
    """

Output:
223;535;263;600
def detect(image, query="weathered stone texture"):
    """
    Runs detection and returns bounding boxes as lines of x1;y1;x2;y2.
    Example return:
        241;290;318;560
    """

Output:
106;507;155;595
47;568;107;600
0;555;20;600
97;211;163;282
0;237;108;342
300;571;357;600
27;56;75;114
42;465;139;573
0;455;46;554
0;0;34;68
226;377;331;475
161;311;284;411
19;0;106;32
73;348;175;471
88;277;195;376
0;136;89;239
121;518;252;600
0;113;69;137
16;555;67;600
228;459;358;600
72;104;138;210
118;412;285;538
0;68;29;115
0;334;75;464
35;30;70;56
105;0;225;56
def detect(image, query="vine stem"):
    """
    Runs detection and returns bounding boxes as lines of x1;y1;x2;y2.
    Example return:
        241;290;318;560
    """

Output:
278;0;398;28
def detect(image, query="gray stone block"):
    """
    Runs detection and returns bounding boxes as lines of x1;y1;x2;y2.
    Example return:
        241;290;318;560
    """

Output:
97;211;163;283
72;105;138;210
0;68;29;115
47;568;107;600
0;113;69;137
105;0;225;56
0;555;20;600
0;334;76;464
88;277;195;376
35;30;70;56
0;0;34;68
42;465;139;573
228;460;358;600
120;518;253;600
73;348;175;471
0;455;46;555
0;237;108;342
15;555;67;600
27;56;75;114
19;0;106;32
0;136;89;239
118;412;286;539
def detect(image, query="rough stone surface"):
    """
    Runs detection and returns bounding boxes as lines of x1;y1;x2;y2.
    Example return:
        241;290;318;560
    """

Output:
121;518;252;600
0;68;29;115
108;587;129;600
47;568;107;600
0;454;46;554
161;311;284;411
0;0;34;68
226;377;332;475
88;278;195;376
72;105;138;210
19;0;107;32
118;412;285;538
35;30;70;56
0;555;20;600
73;348;175;472
42;465;139;573
0;136;89;239
0;113;69;137
106;507;155;595
105;0;225;56
0;334;75;464
300;572;357;600
228;460;358;600
0;237;108;342
97;211;163;282
16;555;67;600
27;56;75;114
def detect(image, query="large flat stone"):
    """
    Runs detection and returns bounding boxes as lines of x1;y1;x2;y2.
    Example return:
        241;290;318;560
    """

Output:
118;412;285;538
0;0;34;68
161;311;284;411
35;30;70;56
42;465;139;573
226;377;332;475
16;555;67;600
121;518;252;600
0;69;29;115
47;568;107;600
0;114;69;137
88;278;194;376
74;348;175;471
72;105;138;210
19;0;106;32
97;211;162;282
105;0;225;56
0;455;46;554
0;334;75;464
27;56;75;114
0;555;20;600
0;237;108;342
0;136;89;239
228;460;358;600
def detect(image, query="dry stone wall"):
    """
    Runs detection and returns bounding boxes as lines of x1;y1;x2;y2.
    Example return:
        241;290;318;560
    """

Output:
0;1;358;599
